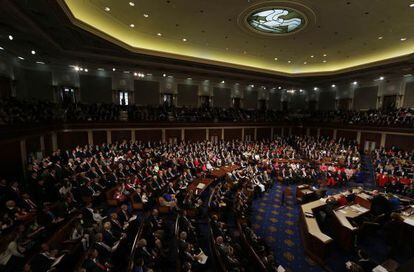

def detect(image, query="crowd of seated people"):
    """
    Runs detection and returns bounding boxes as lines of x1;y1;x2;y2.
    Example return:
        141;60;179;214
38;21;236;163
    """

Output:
1;98;413;127
1;135;405;272
373;147;414;197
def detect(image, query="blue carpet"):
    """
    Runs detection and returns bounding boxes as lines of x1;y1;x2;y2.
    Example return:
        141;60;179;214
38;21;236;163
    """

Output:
251;184;324;272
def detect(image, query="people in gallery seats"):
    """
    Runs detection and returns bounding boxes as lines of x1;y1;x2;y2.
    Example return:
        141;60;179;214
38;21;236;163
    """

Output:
1;97;414;127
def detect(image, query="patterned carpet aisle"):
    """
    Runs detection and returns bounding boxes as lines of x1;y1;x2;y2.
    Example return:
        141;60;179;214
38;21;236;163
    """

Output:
251;184;324;272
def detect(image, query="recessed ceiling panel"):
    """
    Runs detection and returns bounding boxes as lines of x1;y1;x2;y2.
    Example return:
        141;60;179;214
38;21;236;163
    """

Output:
60;0;414;76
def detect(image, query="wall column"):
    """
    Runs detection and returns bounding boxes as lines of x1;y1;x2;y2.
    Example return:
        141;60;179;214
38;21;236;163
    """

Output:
40;136;45;156
254;128;257;140
380;133;386;148
131;130;135;142
221;129;224;140
20;139;27;176
107;130;112;144
333;129;337;140
87;130;93;145
356;131;361;144
51;132;58;151
181;129;185;142
206;129;209;141
162;129;166;143
241;128;245;141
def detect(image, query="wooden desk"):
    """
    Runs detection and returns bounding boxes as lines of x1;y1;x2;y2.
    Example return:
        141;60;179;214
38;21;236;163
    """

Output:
188;178;214;196
300;198;333;264
209;164;239;179
296;184;316;204
332;204;369;250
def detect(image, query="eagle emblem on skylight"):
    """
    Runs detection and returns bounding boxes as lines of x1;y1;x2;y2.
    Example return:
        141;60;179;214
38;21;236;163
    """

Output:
247;8;305;34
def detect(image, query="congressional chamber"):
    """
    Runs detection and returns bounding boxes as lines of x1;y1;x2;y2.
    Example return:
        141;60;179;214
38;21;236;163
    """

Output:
0;1;413;272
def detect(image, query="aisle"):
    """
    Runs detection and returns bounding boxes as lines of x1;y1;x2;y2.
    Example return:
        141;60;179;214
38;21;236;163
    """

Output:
251;184;324;272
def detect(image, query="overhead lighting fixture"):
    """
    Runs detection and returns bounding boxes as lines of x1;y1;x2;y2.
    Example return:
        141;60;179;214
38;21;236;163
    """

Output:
104;7;110;12
331;84;336;88
162;73;166;77
274;57;278;61
74;66;80;71
313;87;318;91
134;72;138;76
410;3;414;7
287;60;291;63
303;61;307;64
31;50;36;55
187;77;192;80
112;68;116;71
84;68;88;72
157;33;162;36
323;60;327;63
401;37;407;41
378;36;383;40
97;68;104;71
278;86;282;90
18;56;24;60
0;46;4;50
36;61;45;64
143;14;149;18
379;76;385;80
323;54;327;57
8;35;13;40
129;2;135;6
221;80;225;84
310;55;314;58
352;81;358;85
80;67;84;71
130;24;135;28
182;38;187;42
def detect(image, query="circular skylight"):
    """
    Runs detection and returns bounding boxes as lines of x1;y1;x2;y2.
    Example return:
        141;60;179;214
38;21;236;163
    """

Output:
247;8;306;34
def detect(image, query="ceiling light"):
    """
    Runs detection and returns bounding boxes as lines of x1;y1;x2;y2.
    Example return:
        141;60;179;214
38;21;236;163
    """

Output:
310;55;314;58
299;89;303;93
18;56;24;60
157;33;162;36
410;3;414;7
313;87;318;91
134;72;138;76
162;73;166;77
129;2;135;6
182;38;187;42
0;46;4;50
112;68;116;71
84;68;88;72
278;86;282;90
187;77;192;80
352;81;358;85
80;68;84;71
104;7;110;12
143;14;149;18
221;80;225;83
378;36;383;40
331;84;336;88
323;54;327;57
274;57;278;61
303;61;307;64
8;35;13;40
323;60;327;63
287;60;291;63
31;50;36;55
401;37;407;41
36;61;45;64
130;24;135;28
97;68;104;71
379;76;385;80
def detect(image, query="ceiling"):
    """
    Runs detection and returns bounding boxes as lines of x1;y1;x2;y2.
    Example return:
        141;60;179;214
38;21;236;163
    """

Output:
60;0;414;76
